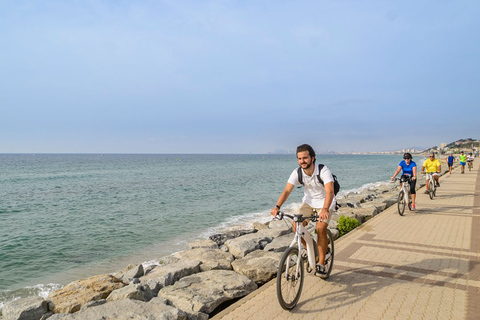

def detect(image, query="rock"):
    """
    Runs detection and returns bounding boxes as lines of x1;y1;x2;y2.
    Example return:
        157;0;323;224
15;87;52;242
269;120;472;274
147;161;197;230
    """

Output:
47;274;126;314
158;270;257;317
106;283;155;302
231;250;284;284
268;219;292;231
208;229;257;247
113;263;144;283
252;221;269;231
140;260;201;293
2;296;50;320
188;239;218;249
46;297;186;320
329;228;340;240
263;234;292;252
223;228;288;258
169;248;234;271
328;219;338;229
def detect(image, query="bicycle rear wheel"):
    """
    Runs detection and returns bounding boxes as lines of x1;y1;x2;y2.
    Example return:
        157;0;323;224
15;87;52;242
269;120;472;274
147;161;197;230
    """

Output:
397;191;406;215
323;229;335;279
277;247;304;310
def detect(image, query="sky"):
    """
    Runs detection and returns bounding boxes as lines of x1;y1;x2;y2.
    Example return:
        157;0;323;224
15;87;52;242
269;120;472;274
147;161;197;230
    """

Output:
1;0;479;154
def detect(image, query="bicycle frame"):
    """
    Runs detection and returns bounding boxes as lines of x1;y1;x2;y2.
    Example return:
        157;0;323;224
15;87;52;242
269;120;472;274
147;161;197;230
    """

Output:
425;172;437;199
287;216;317;272
395;177;411;215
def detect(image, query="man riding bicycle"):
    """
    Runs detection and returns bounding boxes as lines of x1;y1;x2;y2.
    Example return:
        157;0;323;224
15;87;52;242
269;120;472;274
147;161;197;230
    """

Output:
390;152;417;210
271;144;336;278
421;152;441;193
467;153;474;170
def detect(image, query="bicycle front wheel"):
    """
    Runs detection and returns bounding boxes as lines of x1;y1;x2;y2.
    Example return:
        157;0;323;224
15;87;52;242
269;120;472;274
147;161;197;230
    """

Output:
429;181;434;200
397;191;406;215
277;246;304;310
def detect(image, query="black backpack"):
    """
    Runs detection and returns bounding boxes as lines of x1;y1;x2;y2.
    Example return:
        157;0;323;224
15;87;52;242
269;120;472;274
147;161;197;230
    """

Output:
297;164;340;196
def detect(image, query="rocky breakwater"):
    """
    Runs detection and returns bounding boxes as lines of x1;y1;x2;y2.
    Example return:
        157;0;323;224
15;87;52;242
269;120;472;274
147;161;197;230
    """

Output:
2;166;455;320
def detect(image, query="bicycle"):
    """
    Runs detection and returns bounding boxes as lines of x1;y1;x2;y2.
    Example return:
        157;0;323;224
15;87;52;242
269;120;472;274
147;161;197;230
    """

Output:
275;211;334;310
424;172;437;200
393;176;412;215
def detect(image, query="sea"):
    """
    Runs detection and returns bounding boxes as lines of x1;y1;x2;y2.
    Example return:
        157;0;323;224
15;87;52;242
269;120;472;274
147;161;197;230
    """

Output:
0;153;424;309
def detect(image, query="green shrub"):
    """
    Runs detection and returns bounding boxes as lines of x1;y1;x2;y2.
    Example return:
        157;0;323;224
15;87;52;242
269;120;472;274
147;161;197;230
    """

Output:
337;215;360;237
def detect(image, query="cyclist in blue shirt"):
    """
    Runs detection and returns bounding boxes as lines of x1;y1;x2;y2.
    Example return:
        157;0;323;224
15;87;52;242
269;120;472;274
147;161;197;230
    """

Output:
391;153;417;210
446;153;455;174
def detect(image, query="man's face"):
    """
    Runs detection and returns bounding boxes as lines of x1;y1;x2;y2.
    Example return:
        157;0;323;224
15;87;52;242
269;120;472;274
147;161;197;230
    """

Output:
297;150;314;169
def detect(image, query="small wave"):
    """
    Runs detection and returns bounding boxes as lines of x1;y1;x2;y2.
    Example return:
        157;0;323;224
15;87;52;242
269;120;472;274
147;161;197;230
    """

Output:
0;283;62;311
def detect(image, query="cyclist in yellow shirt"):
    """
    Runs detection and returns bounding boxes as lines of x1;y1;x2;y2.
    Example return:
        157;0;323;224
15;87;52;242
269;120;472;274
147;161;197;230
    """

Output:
421;152;441;194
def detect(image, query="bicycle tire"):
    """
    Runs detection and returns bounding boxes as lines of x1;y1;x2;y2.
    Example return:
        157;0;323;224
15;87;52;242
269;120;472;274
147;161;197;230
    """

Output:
397;191;406;215
429;180;434;200
277;246;304;310
323;229;335;279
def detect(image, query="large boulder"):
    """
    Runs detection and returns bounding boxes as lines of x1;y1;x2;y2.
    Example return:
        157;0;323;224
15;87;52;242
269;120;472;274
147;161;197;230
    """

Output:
224;228;290;258
47;274;125;314
2;296;50;320
208;229;257;247
113;263;144;284
158;270;257;317
106;283;155;302
268;219;292;231
168;248;234;271
188;239;218;249
140;259;201;293
46;297;186;320
231;250;284;284
263;234;292;252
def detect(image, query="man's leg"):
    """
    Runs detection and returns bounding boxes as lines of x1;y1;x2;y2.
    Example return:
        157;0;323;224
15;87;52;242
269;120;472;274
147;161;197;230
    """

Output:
316;221;328;265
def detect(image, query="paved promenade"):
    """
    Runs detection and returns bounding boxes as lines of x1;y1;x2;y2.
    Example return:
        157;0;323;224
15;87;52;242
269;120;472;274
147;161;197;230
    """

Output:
213;161;480;320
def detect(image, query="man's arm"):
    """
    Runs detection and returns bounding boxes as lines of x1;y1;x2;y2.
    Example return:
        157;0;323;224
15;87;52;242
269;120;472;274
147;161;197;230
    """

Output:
391;165;402;180
271;183;295;217
319;181;334;221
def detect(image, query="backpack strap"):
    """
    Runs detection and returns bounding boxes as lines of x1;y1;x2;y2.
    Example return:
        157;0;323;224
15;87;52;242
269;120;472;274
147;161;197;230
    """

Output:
297;167;304;185
317;164;325;186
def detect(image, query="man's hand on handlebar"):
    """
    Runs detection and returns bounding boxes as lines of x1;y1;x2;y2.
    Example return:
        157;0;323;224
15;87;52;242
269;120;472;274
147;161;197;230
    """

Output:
271;206;280;218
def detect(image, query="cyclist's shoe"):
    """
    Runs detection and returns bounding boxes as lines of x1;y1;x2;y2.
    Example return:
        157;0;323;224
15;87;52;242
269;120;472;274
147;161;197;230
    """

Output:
411;204;416;211
436;182;440;187
315;264;328;279
424;190;429;194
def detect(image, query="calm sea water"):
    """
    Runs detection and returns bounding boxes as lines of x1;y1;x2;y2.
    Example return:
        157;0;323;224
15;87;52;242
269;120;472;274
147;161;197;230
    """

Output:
0;153;414;308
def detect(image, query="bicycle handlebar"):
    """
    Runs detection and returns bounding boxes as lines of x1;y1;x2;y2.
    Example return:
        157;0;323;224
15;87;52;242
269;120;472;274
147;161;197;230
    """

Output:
276;211;319;223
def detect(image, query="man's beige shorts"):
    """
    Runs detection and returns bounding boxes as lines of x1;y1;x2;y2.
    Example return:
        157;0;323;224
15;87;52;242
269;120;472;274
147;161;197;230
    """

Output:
297;202;333;225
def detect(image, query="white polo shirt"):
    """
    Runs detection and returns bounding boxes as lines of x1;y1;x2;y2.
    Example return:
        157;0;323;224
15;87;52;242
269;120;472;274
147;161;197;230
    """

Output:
287;164;336;209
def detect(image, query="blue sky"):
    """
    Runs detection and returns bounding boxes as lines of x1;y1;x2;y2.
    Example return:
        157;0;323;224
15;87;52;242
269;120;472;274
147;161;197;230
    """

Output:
1;1;479;153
